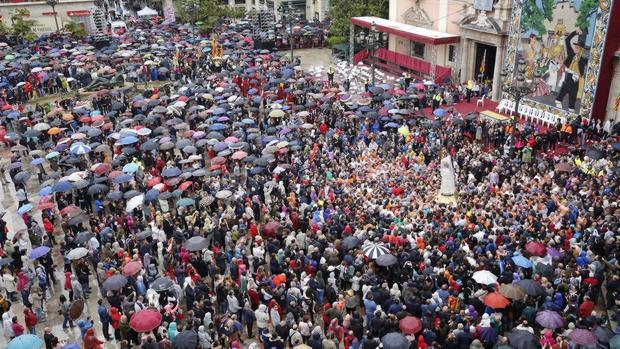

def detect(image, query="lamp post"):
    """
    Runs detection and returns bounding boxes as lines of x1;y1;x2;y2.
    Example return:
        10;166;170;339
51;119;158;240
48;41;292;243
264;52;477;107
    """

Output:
278;3;295;62
46;0;60;32
357;21;387;87
500;58;540;156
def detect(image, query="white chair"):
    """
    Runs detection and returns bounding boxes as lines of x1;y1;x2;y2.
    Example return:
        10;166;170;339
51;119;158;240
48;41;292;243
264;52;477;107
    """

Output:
518;104;529;119
496;99;507;114
505;100;515;115
544;111;556;126
476;95;486;107
527;108;540;123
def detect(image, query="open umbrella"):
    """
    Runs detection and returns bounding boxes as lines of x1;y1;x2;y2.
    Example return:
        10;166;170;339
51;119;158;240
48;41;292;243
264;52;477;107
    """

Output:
150;277;174;292
381;332;409;349
363;243;389;259
123;261;143;276
535;310;563;329
569;328;597;345
102;274;128;291
516;279;545;296
29;246;51;260
512;255;533;268
67;247;89;260
376;254;397;267
7;334;43;349
506;330;539;349
399;316;422;335
483;292;510;309
173;330;199;349
341;236;360;251
130;309;162;332
472;270;498;285
525;241;547;256
184;236;209;252
68;299;85;320
126;194;145;212
499;284;525;300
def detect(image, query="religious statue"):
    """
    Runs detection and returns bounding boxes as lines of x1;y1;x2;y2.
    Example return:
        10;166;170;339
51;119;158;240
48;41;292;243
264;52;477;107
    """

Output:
437;154;457;203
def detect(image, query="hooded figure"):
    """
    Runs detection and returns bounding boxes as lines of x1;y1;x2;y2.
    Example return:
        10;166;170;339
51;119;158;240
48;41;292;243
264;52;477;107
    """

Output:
2;313;14;339
198;325;213;348
255;304;270;330
84;328;105;349
168;321;178;340
135;275;146;296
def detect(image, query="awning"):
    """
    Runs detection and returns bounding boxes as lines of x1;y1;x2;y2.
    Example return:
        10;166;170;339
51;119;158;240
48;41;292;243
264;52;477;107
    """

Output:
331;43;349;52
137;7;158;17
351;16;460;45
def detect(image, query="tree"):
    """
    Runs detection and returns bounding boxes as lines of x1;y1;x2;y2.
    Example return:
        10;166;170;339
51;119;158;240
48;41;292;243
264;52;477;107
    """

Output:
575;0;597;34
225;6;246;22
10;9;37;41
521;0;554;36
175;0;232;29
64;21;87;38
329;0;388;36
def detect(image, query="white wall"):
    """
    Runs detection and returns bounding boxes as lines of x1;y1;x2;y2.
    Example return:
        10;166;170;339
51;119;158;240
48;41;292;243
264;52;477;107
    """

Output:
0;0;97;34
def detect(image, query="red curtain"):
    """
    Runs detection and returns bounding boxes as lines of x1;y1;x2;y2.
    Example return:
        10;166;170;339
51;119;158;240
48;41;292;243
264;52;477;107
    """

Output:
374;48;431;74
435;66;452;83
353;49;369;65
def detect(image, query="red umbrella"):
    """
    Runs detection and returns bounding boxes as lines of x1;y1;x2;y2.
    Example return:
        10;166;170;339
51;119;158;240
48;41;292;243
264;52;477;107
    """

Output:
569;328;597;345
109;170;123;179
129;309;162;332
525;241;547;257
179;181;193;191
60;205;81;215
399;316;422;334
147;177;161;187
93;163;111;175
123;261;143;277
483;292;511;309
583;277;599;286
211;156;226;165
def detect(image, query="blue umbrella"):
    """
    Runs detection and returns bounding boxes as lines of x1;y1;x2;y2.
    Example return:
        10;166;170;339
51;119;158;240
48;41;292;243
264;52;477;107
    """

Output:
107;190;123;201
119;136;139;145
29;246;51;260
7;334;43;349
39;186;52;196
70;143;91;155
122;163;139;173
213;108;226;115
209;123;228;130
61;343;79;349
512;255;533;268
30;158;44;166
385;122;400;128
17;203;33;215
176;198;195;207
433;108;446;117
46;151;60;159
114;174;133;184
242;118;255;125
145;188;160;202
52;181;73;193
162;167;182;178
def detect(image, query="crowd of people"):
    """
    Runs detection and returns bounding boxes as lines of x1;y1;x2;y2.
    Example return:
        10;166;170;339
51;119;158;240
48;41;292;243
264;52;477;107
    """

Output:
0;15;617;349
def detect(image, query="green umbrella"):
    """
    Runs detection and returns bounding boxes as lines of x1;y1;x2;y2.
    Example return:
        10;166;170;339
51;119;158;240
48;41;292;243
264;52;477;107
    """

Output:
176;198;195;207
4;54;15;60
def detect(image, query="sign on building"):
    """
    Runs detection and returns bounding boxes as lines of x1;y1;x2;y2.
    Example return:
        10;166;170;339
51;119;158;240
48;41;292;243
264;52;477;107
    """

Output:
473;0;493;12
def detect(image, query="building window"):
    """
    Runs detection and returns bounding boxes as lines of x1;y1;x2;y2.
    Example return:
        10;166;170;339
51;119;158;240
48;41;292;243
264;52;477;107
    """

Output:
448;45;456;62
410;41;425;58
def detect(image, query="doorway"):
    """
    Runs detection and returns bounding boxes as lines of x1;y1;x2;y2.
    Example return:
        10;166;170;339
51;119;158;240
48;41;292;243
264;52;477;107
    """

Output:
474;43;496;83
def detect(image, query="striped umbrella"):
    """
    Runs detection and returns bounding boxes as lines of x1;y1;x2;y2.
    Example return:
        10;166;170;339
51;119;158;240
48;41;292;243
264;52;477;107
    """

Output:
70;143;92;155
363;243;390;260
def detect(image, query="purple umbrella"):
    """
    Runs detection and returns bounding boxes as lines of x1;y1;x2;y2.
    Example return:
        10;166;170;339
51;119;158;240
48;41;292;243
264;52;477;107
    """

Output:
546;247;560;258
535;310;564;329
478;327;498;344
569;328;597;345
29;246;51;260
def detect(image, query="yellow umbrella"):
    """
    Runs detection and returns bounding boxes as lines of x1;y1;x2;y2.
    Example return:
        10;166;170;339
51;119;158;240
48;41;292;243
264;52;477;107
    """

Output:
48;127;62;135
398;125;410;137
62;113;74;121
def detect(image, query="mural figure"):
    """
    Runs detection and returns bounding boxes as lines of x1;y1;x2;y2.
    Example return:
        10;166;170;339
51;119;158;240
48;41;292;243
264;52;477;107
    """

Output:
555;30;587;112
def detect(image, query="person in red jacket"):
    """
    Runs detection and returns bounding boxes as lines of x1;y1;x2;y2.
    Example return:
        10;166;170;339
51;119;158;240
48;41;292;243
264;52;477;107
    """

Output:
109;306;121;340
83;328;105;349
23;307;37;334
578;295;595;318
11;316;24;337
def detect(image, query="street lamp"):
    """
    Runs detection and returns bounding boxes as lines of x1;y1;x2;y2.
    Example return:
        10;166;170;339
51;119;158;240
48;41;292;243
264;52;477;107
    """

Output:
500;58;540;155
278;3;296;62
46;0;60;32
357;21;387;87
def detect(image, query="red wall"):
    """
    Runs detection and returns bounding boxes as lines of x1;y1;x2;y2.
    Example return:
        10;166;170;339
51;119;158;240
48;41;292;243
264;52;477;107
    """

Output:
591;0;620;120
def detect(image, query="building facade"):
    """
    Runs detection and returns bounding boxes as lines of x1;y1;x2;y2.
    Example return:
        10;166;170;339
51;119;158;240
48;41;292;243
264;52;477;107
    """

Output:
0;0;98;34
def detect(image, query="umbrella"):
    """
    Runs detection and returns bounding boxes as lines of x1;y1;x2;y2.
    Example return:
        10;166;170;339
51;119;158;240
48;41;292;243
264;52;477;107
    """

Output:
130;309;162;332
162;167;182;177
29;246;51;260
555;162;573;172
67;247;89;260
68;299;84;320
433;108;446;117
123;261;143;276
535;310;564;329
363;243;389;259
17;203;33;215
499;284;525;300
381;332;409;349
102;274;128;291
585;148;604;160
506;330;539;349
534;263;554;278
525;241;547;256
341;236;360;251
593;326;614;345
7;334;43;349
610;335;620;349
512;255;533;268
472;270;498;285
184;236;209;252
215;189;232;199
399;316;422;335
150;277;174;292
75;231;93;245
516;279;545;296
136;229;153;240
126;194;145;212
172;330;199;349
68;214;88;226
569;328;597;345
482;292;510;309
176;198;195;207
0;257;13;266
376;254;397;267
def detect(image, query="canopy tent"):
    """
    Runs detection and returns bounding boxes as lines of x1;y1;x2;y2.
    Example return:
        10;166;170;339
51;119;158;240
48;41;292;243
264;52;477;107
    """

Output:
137;7;158;17
350;16;460;46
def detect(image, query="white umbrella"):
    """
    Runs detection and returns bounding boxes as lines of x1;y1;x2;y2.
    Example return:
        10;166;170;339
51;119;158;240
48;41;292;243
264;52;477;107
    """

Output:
126;194;145;212
67;247;89;260
363;243;390;260
472;270;498;285
33;123;50;131
215;190;232;199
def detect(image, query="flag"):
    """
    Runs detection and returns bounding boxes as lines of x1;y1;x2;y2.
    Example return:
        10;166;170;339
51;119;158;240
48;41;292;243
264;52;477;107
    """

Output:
479;49;487;76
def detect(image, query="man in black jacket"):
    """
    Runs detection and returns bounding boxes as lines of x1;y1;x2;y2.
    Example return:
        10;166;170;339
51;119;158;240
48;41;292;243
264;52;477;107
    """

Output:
555;30;588;112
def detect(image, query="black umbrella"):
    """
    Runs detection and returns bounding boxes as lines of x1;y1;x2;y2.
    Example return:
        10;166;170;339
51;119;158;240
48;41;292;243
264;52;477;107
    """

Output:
184;236;209;252
75;231;93;245
136;229;153;240
381;332;409;349
376;254;397;267
150;277;174;292
14;171;31;183
68;214;89;226
341;236;360;251
102;274;128;291
535;263;554;278
506;329;539;349
585;148;604;160
172;330;199;349
87;184;108;195
516;279;545;296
